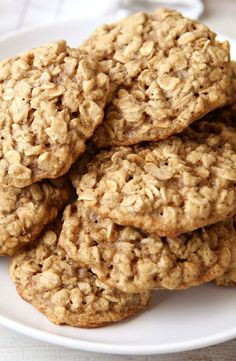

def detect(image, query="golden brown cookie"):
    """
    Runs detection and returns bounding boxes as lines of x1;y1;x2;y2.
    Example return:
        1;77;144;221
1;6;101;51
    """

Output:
227;61;236;105
9;221;150;328
70;116;236;237
0;177;72;256
215;217;236;287
82;8;231;148
59;202;232;293
0;41;109;187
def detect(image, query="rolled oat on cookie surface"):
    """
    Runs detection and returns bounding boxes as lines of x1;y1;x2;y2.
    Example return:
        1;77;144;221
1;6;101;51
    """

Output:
227;61;236;105
59;202;233;293
215;217;236;287
9;220;150;328
0;40;109;188
81;8;231;148
70;113;236;237
0;176;72;256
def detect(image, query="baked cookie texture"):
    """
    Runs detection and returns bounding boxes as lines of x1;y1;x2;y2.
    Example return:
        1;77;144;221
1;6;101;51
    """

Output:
59;203;232;293
0;177;72;256
70;117;236;237
81;8;231;148
227;61;236;105
10;222;150;328
0;40;110;188
215;217;236;287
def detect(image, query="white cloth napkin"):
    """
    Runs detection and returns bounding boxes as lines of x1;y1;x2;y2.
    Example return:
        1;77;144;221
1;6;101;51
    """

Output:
0;0;204;36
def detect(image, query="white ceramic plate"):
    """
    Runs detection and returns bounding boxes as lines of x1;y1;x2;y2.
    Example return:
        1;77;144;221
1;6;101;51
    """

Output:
0;19;236;355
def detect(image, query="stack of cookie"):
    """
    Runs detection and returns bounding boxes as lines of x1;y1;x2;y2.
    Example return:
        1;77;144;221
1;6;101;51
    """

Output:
1;8;236;328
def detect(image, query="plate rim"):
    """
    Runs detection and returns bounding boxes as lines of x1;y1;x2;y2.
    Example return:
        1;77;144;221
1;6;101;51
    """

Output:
1;312;236;355
0;16;114;44
0;20;236;355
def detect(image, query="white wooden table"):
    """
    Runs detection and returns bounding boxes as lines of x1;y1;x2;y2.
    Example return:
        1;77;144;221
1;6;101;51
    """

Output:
1;0;236;359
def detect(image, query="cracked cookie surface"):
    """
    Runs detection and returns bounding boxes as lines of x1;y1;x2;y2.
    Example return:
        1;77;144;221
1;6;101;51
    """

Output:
10;221;150;328
82;8;231;148
0;176;71;256
59;203;232;293
71;116;236;237
0;40;109;187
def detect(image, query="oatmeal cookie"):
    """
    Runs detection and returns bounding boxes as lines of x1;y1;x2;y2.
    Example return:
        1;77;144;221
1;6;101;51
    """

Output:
227;61;236;105
82;8;231;148
9;222;150;328
59;203;232;293
0;40;109;187
0;176;72;256
215;217;236;287
71;117;236;237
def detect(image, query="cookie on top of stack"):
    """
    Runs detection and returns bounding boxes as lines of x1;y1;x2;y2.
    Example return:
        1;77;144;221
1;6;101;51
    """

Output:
2;8;236;328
